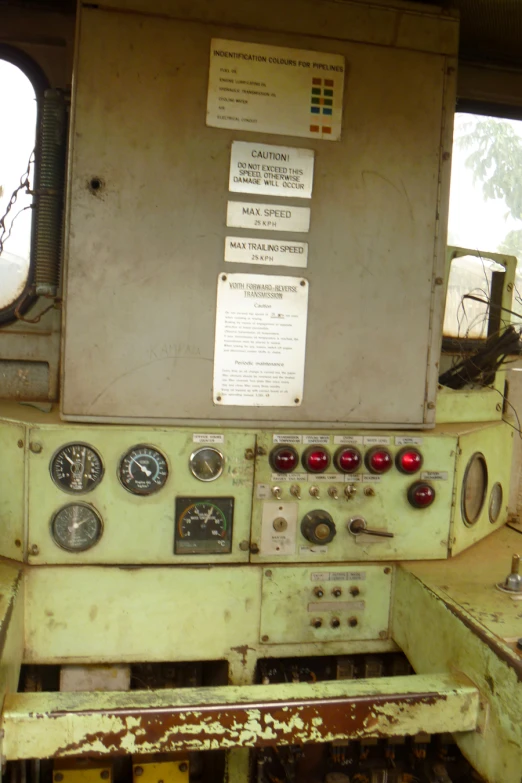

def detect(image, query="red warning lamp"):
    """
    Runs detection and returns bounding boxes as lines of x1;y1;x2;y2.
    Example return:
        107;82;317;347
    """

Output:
269;445;299;473
408;481;435;509
302;446;331;473
334;447;362;474
396;447;423;474
365;447;392;475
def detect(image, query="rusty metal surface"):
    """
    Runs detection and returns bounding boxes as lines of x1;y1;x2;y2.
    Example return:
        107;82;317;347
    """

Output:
1;674;478;759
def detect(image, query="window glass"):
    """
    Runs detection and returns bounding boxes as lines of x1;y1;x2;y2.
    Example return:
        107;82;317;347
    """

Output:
0;59;37;311
446;112;522;337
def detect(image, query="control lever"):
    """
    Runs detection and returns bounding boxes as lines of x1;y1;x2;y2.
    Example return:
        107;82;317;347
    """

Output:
347;517;394;539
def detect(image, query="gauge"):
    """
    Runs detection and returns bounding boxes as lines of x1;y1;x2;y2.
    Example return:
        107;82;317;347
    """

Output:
50;443;104;494
462;452;488;526
50;503;103;552
489;482;503;523
189;447;225;482
119;445;168;495
175;497;234;554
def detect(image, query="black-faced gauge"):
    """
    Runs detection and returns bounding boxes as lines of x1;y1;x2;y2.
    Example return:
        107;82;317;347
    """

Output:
50;503;103;552
119;445;168;495
462;452;488;526
489;482;503;523
174;497;234;554
189;447;224;482
50;443;104;494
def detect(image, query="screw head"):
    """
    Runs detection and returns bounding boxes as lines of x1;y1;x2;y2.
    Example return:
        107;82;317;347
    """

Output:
348;616;358;628
517;638;522;650
250;543;259;554
349;586;360;597
239;540;249;551
331;617;340;628
29;442;42;454
178;764;188;773
427;402;435;410
134;768;143;777
17;440;23;449
100;772;110;780
265;570;272;578
332;588;342;597
314;586;324;598
384;567;391;575
261;634;269;642
30;544;39;556
311;618;323;629
55;775;64;782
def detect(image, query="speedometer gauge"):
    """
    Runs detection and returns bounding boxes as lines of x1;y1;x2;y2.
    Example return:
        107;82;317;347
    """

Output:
462;452;488;526
51;503;103;552
51;443;103;493
119;445;168;495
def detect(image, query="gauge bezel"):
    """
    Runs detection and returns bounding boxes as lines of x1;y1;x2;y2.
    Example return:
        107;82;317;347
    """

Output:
118;443;169;496
50;502;104;553
489;482;503;524
189;447;225;482
461;452;488;527
49;442;104;495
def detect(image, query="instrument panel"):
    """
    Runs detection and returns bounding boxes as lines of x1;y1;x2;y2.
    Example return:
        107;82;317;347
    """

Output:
3;418;508;565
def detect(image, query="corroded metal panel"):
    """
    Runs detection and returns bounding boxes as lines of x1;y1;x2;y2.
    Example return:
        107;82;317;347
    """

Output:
1;674;478;759
0;417;26;561
392;561;522;783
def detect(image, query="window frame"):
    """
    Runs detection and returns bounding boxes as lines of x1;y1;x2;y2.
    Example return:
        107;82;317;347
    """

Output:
0;44;49;325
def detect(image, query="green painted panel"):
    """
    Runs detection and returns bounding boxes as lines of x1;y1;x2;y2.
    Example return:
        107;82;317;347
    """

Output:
0;418;26;562
251;430;458;561
26;425;255;564
259;565;392;643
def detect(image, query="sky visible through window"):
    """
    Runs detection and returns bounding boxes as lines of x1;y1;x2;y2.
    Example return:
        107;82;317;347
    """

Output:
0;60;37;310
446;112;522;338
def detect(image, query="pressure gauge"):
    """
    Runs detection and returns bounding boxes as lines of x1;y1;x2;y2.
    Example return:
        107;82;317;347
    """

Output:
489;482;503;523
189;447;224;482
50;443;104;493
175;497;234;554
462;452;488;526
119;445;168;495
50;503;103;552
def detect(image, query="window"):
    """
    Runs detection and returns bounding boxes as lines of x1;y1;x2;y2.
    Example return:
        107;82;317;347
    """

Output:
446;112;522;340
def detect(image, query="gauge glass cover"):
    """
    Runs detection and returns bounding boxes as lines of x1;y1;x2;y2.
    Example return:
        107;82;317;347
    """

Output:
50;443;103;493
489;482;503;523
51;503;103;552
175;497;234;554
189;447;224;482
462;453;488;526
119;445;168;495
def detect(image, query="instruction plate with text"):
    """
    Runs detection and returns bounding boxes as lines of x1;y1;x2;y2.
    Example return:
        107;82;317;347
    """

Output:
213;273;308;406
207;39;345;140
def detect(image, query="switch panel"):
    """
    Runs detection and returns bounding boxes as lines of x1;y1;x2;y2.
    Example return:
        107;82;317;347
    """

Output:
260;565;392;644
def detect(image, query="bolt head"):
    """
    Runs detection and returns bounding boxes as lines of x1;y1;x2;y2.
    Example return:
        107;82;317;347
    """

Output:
55;775;64;783
239;540;249;551
134;768;143;777
100;772;110;780
516;638;522;650
178;763;188;773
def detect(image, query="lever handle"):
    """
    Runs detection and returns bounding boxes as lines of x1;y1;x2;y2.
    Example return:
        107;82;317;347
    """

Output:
348;517;394;539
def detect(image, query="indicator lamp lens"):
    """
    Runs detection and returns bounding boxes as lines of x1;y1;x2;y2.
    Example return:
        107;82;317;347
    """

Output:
397;448;423;474
408;482;435;508
270;446;299;473
335;447;361;474
303;447;330;473
366;448;392;474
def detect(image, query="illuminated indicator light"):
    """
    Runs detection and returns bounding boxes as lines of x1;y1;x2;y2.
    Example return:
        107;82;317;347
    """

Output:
408;481;436;509
312;77;322;85
322;126;332;134
302;446;331;473
311;106;320;114
334;447;362;474
310;125;320;132
396;447;423;474
325;79;334;86
269;445;299;473
322;108;333;115
324;88;334;96
365;447;392;474
311;87;321;95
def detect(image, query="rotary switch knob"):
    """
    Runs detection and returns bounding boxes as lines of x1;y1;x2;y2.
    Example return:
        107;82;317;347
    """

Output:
301;510;336;545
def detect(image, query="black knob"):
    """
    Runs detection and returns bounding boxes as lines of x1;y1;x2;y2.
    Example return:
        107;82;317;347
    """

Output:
350;586;360;597
301;510;336;545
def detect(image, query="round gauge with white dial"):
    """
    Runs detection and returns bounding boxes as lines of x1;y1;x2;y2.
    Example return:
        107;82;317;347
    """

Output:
462;452;488;526
50;503;103;552
119;445;168;495
189;447;224;482
489;482;503;523
50;443;104;494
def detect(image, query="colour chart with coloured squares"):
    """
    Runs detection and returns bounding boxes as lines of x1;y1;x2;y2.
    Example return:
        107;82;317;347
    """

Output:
310;78;336;136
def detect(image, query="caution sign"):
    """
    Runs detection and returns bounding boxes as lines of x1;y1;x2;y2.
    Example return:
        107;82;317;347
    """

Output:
229;141;314;198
